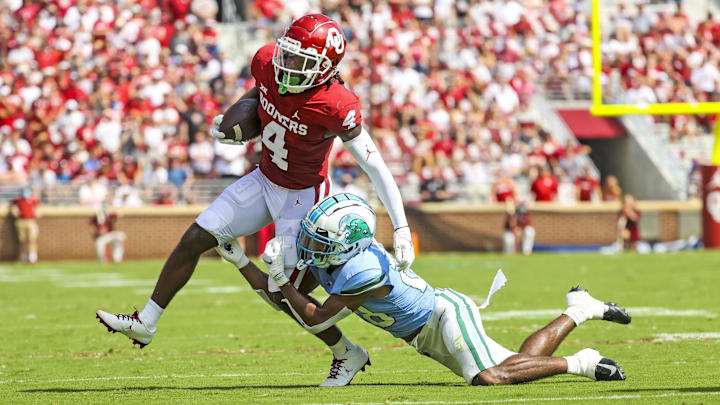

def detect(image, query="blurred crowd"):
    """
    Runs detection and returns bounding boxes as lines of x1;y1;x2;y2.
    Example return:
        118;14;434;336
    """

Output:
0;0;252;206
252;0;607;204
0;0;713;206
601;4;720;142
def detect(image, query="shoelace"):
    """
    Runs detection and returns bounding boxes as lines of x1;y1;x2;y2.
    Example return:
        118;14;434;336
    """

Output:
326;358;346;380
116;311;142;323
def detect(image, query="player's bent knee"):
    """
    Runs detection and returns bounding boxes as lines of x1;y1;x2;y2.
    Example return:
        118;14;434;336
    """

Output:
177;223;218;256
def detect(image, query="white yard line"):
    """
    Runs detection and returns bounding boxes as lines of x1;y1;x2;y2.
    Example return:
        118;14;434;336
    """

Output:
0;369;436;385
308;391;720;405
478;307;716;321
653;332;720;342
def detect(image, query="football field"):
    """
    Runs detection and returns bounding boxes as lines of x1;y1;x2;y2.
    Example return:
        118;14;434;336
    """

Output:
1;251;719;404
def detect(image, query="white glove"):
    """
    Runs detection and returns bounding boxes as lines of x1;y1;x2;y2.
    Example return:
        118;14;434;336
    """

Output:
211;114;245;145
215;239;250;268
262;237;288;287
393;226;415;271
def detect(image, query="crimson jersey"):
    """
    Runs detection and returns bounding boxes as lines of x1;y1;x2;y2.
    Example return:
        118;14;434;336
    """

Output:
91;213;118;238
575;176;599;202
504;212;531;230
494;182;515;202
251;44;362;189
13;197;38;219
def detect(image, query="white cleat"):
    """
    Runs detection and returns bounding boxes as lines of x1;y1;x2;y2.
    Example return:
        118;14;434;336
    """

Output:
573;348;626;381
566;286;631;325
96;310;155;349
319;345;371;387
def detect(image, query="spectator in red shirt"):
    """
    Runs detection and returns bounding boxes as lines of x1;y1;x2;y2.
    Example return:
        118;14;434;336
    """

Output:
503;201;534;255
90;204;126;263
169;0;192;19
531;166;559;202
618;194;641;252
575;166;601;202
492;173;516;203
10;188;40;263
252;0;284;21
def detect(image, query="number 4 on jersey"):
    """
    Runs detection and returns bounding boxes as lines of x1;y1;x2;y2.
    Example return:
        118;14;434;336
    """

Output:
262;121;289;171
342;110;357;129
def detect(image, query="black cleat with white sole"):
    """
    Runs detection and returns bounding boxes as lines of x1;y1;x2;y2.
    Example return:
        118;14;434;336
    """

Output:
595;358;626;381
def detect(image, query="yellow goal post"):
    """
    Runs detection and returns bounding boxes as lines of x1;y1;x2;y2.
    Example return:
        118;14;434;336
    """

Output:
589;0;720;164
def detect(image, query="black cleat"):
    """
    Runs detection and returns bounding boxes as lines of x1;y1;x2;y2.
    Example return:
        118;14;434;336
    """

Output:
595;358;626;381
602;302;631;324
567;285;631;324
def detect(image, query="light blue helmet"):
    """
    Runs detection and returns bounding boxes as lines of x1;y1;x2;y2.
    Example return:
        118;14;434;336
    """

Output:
297;193;376;269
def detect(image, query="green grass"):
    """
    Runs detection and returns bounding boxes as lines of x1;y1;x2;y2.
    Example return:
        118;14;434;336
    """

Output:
1;251;719;404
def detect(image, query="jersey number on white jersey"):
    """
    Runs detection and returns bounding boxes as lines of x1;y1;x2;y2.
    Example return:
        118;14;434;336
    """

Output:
262;121;289;171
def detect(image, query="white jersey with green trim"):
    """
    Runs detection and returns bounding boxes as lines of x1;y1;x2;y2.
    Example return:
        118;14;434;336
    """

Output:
309;241;435;338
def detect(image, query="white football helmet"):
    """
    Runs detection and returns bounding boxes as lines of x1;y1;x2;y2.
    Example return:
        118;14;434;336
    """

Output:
297;193;376;269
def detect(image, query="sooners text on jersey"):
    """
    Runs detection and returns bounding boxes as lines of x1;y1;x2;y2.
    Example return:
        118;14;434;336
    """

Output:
251;44;362;190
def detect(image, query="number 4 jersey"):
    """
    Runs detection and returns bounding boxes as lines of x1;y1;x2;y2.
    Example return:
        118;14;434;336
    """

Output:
251;43;362;190
309;241;435;338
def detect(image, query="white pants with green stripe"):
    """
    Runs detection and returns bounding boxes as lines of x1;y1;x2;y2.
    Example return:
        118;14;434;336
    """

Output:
411;288;516;384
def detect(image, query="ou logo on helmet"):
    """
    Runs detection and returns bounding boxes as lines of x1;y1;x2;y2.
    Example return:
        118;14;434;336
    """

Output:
326;27;345;55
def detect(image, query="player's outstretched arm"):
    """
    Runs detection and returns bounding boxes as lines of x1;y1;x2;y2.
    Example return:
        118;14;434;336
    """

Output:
262;237;360;333
341;126;415;270
278;285;367;334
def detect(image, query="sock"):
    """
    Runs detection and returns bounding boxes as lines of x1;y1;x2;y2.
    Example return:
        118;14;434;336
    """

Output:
20;253;28;263
563;307;587;326
564;355;581;375
138;298;164;331
28;252;37;263
329;335;355;358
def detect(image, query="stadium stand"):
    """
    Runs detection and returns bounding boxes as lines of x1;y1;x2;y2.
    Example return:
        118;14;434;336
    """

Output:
0;0;716;207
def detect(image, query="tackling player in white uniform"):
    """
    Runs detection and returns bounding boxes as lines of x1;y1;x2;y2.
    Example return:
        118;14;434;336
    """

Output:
219;193;631;386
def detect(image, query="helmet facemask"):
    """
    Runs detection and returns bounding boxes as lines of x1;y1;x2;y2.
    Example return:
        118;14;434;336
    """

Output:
272;36;334;94
296;194;376;270
297;219;348;269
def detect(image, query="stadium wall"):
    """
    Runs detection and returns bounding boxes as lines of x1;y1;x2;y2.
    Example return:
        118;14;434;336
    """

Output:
582;136;679;200
0;202;701;261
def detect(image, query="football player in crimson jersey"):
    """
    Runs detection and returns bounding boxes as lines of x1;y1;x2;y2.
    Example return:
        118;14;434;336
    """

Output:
96;14;415;386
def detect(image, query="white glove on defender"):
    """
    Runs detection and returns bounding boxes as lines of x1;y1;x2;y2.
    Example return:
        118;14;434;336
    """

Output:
215;239;250;268
211;114;245;145
393;226;415;271
262;237;289;287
